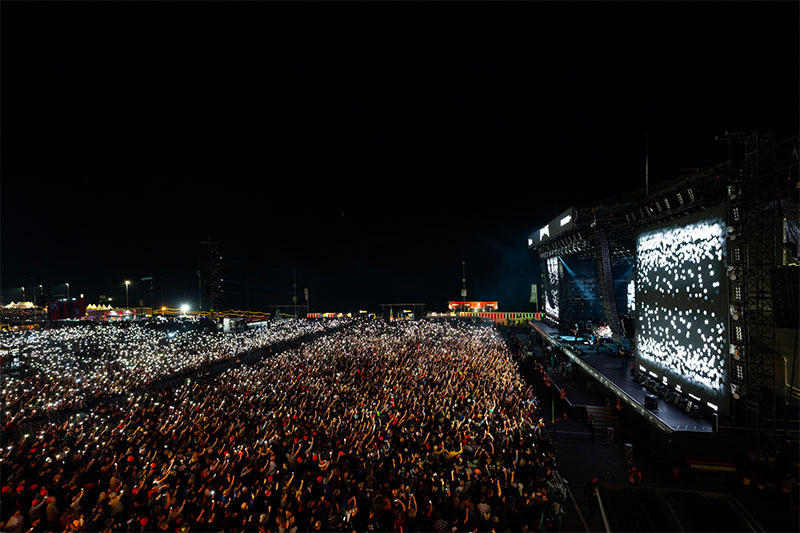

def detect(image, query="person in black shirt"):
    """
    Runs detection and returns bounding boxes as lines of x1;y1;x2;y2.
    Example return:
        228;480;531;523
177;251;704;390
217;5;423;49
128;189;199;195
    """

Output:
584;477;598;519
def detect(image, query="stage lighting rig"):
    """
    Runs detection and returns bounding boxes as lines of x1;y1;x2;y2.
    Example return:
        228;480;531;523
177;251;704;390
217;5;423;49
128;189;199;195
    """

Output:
731;283;744;303
733;323;744;343
730;344;744;361
727;265;742;280
730;244;743;264
730;382;742;400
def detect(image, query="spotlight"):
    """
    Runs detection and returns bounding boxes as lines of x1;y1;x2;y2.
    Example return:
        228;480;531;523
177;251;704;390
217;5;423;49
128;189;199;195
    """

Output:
731;383;741;400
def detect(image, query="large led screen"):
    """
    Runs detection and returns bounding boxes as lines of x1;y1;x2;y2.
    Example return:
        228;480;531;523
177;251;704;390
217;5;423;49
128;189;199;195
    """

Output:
544;256;561;320
635;206;728;414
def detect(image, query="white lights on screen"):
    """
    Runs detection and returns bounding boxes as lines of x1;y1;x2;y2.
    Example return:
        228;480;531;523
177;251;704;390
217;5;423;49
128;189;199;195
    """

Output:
544;256;560;318
560;214;572;227
627;279;635;312
540;225;550;240
636;215;727;399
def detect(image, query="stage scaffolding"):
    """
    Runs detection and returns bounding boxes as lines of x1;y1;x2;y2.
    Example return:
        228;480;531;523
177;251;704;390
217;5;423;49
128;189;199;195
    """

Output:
528;130;799;454
723;131;800;452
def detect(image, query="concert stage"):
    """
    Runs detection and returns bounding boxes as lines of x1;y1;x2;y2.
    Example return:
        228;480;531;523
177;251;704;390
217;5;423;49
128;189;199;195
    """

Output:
531;320;714;434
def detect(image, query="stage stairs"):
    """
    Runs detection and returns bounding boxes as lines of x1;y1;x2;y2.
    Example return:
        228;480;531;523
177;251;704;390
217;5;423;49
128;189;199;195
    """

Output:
585;405;625;434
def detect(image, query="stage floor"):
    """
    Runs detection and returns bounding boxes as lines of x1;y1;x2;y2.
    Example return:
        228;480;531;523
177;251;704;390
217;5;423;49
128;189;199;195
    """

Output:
530;321;713;433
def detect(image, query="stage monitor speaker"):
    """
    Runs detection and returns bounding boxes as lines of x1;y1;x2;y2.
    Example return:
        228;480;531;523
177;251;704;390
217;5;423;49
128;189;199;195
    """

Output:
771;266;799;328
644;393;659;410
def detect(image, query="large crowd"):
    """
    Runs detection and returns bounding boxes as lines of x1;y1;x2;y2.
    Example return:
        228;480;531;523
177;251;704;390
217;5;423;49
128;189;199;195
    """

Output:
1;320;338;429
1;319;566;532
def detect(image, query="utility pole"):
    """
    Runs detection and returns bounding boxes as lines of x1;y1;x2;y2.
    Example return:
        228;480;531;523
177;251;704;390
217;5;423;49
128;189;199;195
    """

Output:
292;267;297;319
200;241;221;312
461;261;467;313
197;269;203;312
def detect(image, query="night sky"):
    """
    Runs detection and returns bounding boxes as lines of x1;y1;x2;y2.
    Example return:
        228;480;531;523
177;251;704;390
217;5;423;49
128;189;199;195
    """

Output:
2;1;798;313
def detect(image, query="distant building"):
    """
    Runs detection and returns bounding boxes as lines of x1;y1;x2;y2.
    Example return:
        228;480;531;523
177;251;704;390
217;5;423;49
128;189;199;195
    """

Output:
1;301;46;324
84;304;153;321
448;301;498;313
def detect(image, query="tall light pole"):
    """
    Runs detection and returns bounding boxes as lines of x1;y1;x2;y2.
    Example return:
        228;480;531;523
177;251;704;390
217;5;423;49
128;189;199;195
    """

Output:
20;286;26;302
125;280;131;308
65;282;70;302
461;261;467;314
292;267;297;319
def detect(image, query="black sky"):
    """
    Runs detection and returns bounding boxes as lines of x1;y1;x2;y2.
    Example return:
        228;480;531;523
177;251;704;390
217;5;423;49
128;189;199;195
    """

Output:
2;1;798;312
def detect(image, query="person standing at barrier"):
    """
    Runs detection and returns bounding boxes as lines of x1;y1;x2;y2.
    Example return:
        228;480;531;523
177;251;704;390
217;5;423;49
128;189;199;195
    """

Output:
584;477;599;519
620;345;629;370
628;466;642;485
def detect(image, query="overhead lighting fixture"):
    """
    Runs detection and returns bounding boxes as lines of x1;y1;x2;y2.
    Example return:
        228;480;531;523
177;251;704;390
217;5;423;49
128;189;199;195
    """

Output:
540;225;550;240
